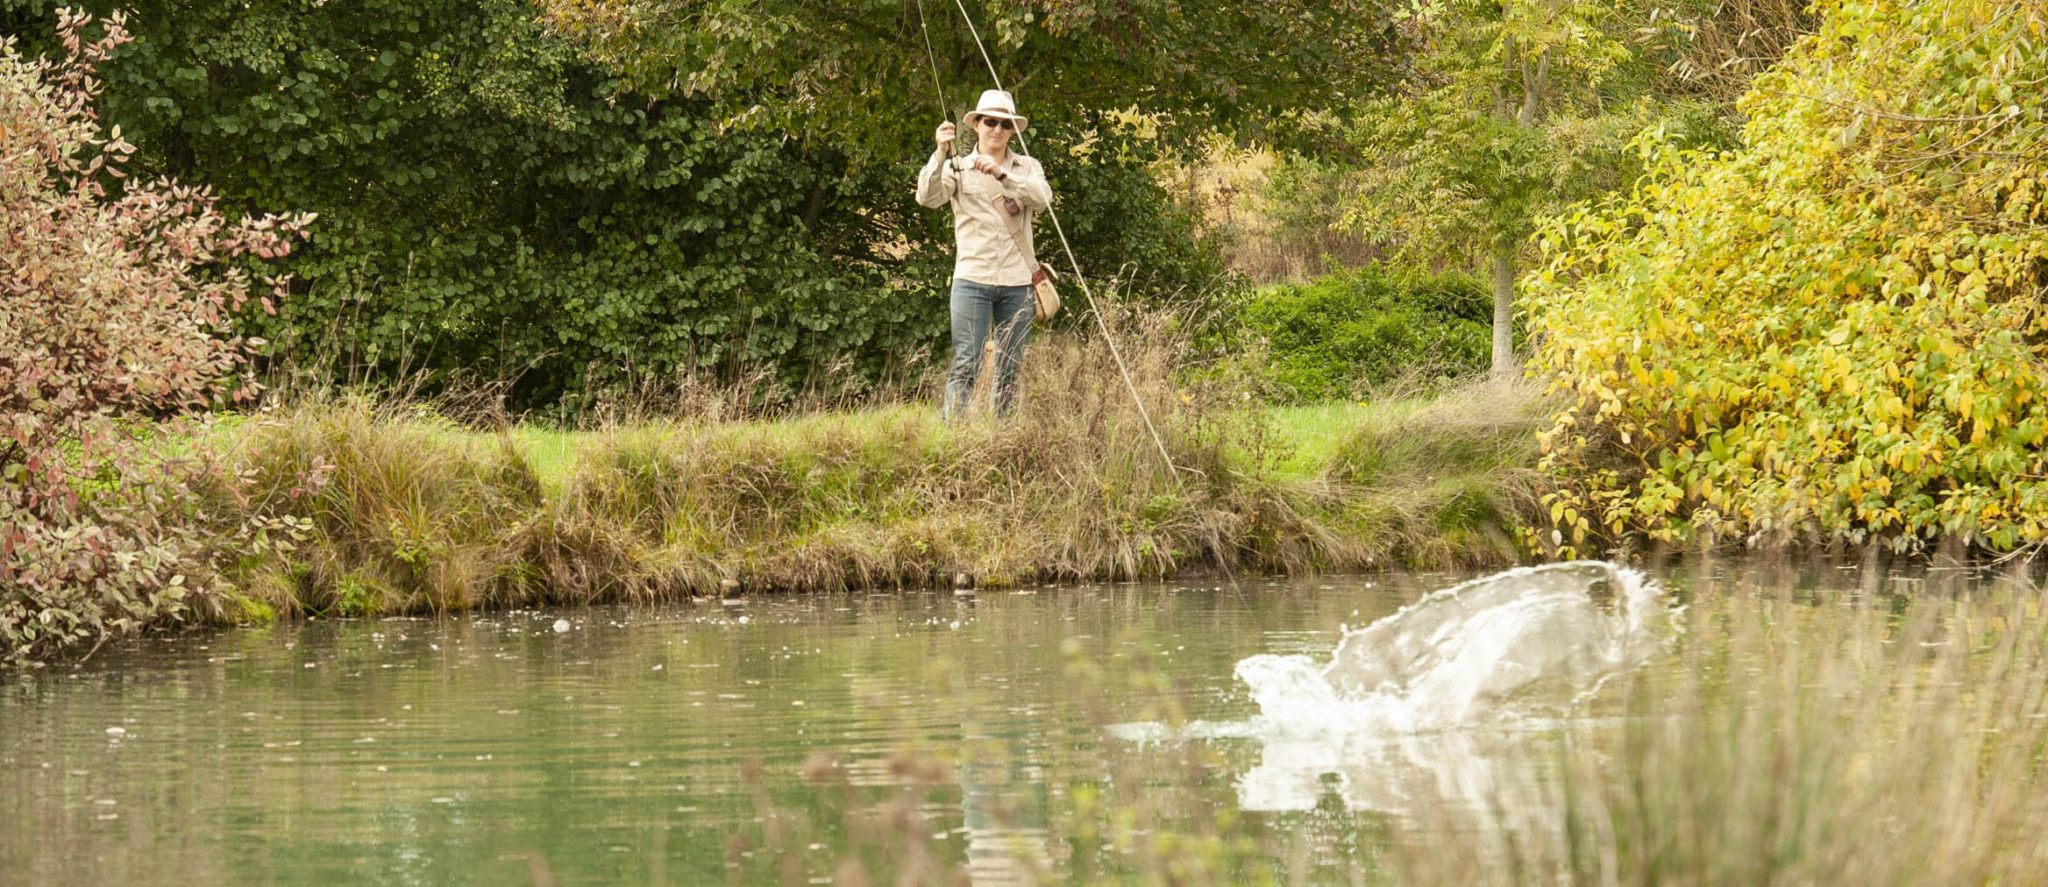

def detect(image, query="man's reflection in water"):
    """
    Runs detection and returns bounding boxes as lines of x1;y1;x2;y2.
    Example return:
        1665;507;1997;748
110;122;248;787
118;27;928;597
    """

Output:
950;594;1053;885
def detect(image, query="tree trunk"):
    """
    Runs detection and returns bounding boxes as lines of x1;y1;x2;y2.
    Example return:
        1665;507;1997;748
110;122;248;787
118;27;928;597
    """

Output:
1486;46;1548;383
1518;51;1550;126
801;178;827;232
1491;240;1517;381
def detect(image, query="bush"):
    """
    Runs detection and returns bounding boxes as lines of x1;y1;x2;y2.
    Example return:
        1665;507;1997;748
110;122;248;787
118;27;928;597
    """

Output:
0;0;1234;410
1232;264;1491;401
1527;0;2048;554
0;10;315;666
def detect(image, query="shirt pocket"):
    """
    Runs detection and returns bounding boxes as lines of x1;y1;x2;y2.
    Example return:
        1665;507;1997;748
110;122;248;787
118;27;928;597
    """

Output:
960;171;999;200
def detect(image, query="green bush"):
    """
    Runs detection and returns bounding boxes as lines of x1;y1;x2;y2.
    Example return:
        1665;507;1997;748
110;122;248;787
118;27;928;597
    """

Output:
1234;264;1491;401
1527;0;2048;554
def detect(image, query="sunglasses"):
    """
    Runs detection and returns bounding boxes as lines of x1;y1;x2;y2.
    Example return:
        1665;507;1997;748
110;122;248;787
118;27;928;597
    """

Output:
977;118;1015;131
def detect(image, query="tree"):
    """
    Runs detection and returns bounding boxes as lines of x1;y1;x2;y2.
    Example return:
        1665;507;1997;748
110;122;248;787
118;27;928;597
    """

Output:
0;0;1392;408
1329;0;1733;379
538;0;1413;162
1526;0;2048;554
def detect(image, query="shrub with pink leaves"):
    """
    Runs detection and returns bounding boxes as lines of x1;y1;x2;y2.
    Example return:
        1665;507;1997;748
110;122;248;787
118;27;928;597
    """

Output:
2;9;315;665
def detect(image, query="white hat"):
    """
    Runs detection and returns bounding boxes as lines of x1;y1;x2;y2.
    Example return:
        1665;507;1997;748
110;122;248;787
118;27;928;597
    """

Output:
962;89;1028;132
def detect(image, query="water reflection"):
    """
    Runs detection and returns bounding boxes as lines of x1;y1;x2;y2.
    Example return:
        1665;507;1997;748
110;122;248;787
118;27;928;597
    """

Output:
4;562;2033;884
1236;726;1550;820
1;580;1396;884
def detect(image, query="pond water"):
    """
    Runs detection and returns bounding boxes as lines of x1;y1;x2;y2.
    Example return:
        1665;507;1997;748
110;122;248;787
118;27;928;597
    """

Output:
2;562;2041;884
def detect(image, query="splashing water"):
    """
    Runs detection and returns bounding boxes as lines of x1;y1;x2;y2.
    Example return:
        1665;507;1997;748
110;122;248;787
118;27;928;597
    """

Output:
1113;562;1669;815
1237;561;1665;734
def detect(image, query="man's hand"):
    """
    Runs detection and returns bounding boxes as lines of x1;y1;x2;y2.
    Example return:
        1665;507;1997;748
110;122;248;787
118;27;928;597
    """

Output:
935;121;956;151
971;154;1003;178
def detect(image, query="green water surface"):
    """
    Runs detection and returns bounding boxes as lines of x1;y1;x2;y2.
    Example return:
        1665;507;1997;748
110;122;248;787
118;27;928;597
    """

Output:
2;565;2028;884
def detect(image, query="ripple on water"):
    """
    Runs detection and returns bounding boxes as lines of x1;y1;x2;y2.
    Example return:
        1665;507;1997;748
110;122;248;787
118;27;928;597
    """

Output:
0;581;1420;884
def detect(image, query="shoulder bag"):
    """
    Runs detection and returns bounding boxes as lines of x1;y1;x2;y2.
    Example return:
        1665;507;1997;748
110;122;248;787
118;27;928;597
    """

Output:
1003;211;1060;323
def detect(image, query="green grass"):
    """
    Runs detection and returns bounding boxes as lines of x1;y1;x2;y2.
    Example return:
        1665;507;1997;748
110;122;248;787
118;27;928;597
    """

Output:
1257;401;1385;478
501;402;1378;493
507;427;582;492
502;406;947;493
21;309;1556;662
185;379;1544;619
97;308;1554;631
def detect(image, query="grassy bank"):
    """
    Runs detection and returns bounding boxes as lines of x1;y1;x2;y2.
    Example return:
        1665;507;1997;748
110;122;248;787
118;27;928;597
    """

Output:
186;322;1546;621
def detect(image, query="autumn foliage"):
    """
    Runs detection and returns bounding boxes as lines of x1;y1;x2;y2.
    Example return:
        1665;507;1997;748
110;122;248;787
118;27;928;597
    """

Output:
1;10;313;664
1527;0;2048;554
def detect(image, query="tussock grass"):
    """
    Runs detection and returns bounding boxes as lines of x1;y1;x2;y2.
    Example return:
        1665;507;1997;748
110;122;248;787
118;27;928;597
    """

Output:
1387;567;2048;884
213;402;550;617
753;567;2048;884
194;304;1546;618
1314;380;1552;568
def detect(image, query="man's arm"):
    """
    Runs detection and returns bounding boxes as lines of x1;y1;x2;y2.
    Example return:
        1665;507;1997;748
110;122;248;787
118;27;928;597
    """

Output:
999;156;1052;213
916;150;958;208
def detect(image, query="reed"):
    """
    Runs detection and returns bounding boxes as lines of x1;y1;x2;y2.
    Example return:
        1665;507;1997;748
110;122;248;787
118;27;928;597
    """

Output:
182;300;1542;621
731;566;2048;884
1543;569;2048;885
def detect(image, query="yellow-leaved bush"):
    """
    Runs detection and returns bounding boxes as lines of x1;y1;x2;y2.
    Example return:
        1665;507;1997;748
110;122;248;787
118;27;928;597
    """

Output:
1526;0;2048;554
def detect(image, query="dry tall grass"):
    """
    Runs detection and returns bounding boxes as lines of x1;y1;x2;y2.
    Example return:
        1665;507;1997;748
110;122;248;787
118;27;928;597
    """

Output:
745;565;2048;885
1179;147;1383;285
190;302;1542;618
1387;565;2048;884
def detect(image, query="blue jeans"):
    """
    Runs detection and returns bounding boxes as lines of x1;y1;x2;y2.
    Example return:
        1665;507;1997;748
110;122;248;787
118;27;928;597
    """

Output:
944;278;1034;420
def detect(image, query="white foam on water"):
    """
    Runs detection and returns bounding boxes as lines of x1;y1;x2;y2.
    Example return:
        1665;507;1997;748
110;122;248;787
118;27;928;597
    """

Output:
1111;562;1670;816
1239;561;1666;735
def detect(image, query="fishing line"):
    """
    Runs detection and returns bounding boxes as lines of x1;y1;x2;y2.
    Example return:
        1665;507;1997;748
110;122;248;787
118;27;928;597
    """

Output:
913;0;951;124
940;0;1182;483
923;0;1249;590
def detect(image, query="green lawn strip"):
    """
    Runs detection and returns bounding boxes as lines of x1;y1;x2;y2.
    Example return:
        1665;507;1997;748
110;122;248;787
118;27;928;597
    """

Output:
1256;400;1421;480
506;402;1378;490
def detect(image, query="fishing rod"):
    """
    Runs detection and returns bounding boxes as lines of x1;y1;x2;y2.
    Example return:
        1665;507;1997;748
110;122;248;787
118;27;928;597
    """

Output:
913;0;960;163
914;0;1181;482
916;0;1248;592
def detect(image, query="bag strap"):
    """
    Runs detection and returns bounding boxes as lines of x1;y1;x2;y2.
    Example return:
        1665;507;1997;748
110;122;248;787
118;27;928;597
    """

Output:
993;168;1045;275
940;152;1044;275
1002;210;1040;274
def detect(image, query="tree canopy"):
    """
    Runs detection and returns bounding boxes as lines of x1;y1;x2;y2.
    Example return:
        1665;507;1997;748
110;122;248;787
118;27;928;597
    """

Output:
539;0;1414;160
0;0;1416;409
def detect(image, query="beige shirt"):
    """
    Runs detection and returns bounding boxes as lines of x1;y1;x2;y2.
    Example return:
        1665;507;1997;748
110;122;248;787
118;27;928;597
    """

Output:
916;149;1054;287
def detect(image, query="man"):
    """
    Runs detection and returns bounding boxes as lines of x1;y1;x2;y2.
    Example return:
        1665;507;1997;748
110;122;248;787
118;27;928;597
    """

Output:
915;89;1054;419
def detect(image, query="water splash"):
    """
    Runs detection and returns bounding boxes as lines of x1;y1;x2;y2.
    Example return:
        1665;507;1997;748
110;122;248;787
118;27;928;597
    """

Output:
1238;561;1665;734
1112;562;1669;816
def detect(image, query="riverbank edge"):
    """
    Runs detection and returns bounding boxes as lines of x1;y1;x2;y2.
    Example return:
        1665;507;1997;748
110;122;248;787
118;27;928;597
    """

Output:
184;383;1548;624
